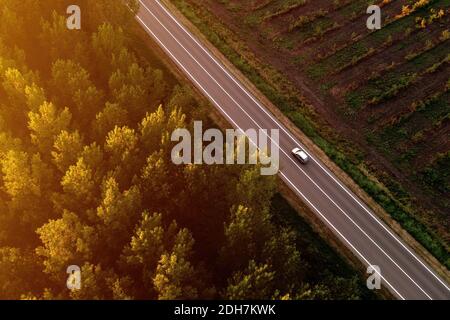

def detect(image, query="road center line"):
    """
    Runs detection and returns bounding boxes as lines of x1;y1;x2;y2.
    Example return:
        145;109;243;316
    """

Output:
138;1;432;299
135;13;405;299
152;0;450;293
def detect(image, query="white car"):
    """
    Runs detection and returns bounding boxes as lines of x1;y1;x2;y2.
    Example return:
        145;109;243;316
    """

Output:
292;147;309;164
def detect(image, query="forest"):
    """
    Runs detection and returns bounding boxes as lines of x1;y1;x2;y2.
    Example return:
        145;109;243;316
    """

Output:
169;0;450;268
0;0;369;299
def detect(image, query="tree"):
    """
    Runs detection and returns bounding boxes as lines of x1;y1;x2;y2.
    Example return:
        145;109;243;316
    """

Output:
220;205;272;272
149;68;168;107
59;158;96;211
105;126;138;164
0;6;25;48
0;247;43;299
1;68;38;109
108;63;152;122
167;85;196;113
49;60;103;127
140;151;171;210
1;67;39;136
93;102;129;140
69;263;126;300
85;0;139;30
0;132;21;159
28;101;72;154
24;83;47;112
288;276;362;300
153;253;199;300
96;177;142;261
1;0;43;54
36;211;97;284
0;38;27;74
120;212;175;297
1;151;38;201
263;227;305;291
52;130;84;173
39;12;89;65
92;23;127;80
220;203;304;295
73;85;104;129
139;104;187;156
111;47;137;73
224;260;276;300
153;229;205;300
104;126;140;186
121;212;212;299
235;165;277;213
139;106;166;154
1;150;54;239
79;142;105;182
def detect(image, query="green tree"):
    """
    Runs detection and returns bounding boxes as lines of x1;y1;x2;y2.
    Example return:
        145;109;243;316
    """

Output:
139;106;166;154
39;12;89;65
0;6;25;48
85;0;138;30
52;130;84;173
105;126;138;164
49;60;103;126
224;260;276;300
221;205;272;272
1;68;38;110
140;151;171;210
1;150;54;239
59;158;96;211
93;102;129;140
0;247;43;299
36;211;97;283
221;203;304;295
68;263;129;300
167;85;196;112
96;177;142;261
109;63;156;121
24;83;47;112
1;67;39;135
235;166;277;212
28;101;72;154
92;23;127;80
104;126;140;186
153;228;205;300
120;212;176;297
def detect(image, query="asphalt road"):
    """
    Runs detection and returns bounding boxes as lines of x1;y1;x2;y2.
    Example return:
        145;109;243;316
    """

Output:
136;0;450;300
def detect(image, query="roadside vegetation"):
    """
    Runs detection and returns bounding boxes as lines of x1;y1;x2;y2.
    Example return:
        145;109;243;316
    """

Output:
168;0;450;268
0;0;373;299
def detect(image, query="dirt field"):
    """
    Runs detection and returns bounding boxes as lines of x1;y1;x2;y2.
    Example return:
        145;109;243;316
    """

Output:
170;0;450;255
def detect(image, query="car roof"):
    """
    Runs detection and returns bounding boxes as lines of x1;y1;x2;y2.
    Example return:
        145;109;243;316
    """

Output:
298;150;308;159
293;148;308;159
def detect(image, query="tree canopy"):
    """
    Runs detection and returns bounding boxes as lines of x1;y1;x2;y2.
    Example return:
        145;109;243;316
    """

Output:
0;0;368;300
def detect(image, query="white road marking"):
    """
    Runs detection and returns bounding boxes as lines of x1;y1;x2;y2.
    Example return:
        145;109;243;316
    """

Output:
135;14;405;299
152;0;450;293
137;2;435;299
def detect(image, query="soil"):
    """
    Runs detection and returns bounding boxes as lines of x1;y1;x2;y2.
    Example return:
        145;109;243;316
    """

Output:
186;0;450;240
